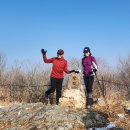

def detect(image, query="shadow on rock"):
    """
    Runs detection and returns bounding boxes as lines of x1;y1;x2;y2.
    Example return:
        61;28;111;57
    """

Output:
82;109;125;130
82;109;109;128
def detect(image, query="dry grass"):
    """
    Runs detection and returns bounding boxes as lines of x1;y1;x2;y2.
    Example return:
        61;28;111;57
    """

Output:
0;101;16;106
93;96;130;130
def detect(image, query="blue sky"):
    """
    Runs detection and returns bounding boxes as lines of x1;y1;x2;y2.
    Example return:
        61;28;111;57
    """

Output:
0;0;130;68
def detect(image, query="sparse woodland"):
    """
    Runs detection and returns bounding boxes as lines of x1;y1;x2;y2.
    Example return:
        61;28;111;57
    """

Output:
0;53;130;103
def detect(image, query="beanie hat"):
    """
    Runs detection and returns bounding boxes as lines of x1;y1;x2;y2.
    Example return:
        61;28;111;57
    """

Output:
57;49;64;55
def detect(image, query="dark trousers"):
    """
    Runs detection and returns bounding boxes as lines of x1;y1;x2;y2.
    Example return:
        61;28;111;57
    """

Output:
83;76;94;94
45;77;63;104
83;76;94;105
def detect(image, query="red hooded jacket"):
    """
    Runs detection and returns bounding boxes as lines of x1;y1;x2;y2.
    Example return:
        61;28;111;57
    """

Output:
43;55;70;78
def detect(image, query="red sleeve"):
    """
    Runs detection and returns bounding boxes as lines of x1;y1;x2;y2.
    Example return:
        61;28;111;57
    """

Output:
43;55;53;63
64;61;70;74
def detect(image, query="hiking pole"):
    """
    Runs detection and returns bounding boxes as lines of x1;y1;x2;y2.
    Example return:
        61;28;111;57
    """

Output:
95;72;110;113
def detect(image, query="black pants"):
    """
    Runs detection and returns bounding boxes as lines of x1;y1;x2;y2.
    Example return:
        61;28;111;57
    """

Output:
83;76;94;94
45;77;63;104
83;76;94;106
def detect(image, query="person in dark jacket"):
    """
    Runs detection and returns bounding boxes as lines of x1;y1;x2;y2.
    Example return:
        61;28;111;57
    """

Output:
41;49;75;105
82;47;98;108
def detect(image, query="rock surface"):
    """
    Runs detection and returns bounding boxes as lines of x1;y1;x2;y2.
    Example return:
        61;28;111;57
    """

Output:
0;103;108;130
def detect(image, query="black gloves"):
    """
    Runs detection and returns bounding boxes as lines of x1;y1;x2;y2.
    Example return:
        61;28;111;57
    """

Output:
69;70;80;73
75;71;79;73
41;49;47;55
93;68;97;73
69;70;75;73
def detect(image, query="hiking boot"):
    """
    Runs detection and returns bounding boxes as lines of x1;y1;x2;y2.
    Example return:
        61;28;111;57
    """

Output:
39;94;49;104
87;98;93;106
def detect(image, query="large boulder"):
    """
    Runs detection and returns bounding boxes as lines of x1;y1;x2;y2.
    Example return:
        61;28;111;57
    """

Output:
0;103;108;130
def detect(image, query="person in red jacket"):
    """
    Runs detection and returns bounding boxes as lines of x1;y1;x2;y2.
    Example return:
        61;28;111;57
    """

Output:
41;49;75;105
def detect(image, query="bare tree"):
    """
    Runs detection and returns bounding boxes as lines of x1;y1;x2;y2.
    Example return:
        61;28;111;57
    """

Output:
0;53;6;84
117;54;130;99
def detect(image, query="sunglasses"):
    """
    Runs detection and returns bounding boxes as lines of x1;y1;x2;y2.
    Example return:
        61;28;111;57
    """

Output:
57;53;64;55
84;51;90;53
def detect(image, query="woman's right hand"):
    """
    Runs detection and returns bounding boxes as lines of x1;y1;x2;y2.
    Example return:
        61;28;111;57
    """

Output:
41;49;47;55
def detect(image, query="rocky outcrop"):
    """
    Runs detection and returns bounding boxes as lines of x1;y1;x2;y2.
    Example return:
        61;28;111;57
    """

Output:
60;73;86;109
0;103;108;130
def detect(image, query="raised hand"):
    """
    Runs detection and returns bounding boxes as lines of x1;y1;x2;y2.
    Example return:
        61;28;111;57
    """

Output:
41;49;47;55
